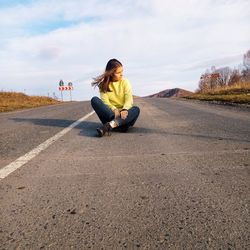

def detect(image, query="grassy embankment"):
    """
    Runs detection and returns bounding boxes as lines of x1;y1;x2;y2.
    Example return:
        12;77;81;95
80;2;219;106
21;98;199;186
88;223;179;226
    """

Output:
0;92;61;112
186;82;250;104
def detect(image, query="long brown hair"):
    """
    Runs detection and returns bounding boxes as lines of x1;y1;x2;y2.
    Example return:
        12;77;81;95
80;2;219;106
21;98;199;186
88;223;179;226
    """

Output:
92;59;123;92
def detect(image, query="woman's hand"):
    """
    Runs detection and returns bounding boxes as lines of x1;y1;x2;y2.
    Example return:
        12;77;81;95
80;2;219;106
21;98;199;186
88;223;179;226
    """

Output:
114;109;120;118
120;110;128;120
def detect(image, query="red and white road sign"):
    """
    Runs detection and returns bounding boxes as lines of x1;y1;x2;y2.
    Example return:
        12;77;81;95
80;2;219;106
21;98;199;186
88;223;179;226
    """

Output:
59;86;73;91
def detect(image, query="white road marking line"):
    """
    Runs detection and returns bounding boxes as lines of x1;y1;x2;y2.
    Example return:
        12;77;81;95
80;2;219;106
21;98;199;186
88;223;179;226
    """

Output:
0;111;95;180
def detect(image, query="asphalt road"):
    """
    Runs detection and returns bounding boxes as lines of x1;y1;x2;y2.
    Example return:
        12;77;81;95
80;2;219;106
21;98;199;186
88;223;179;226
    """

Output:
0;98;249;249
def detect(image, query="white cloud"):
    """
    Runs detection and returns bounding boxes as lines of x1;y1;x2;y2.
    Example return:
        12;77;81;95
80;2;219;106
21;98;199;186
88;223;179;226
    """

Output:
0;0;249;100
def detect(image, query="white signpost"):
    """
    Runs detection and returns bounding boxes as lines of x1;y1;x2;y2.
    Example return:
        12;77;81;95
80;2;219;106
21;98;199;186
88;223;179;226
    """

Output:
59;80;64;101
58;80;74;101
68;82;73;101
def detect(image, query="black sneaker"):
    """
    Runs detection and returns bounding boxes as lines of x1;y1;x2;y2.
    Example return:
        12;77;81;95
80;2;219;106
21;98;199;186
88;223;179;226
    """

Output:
114;124;129;133
96;122;112;137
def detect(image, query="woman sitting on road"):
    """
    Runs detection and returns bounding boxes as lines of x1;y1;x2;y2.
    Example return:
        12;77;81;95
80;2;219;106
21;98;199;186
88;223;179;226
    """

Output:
91;58;140;137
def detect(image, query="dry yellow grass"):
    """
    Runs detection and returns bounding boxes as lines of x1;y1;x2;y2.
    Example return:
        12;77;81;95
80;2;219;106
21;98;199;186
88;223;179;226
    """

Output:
201;82;250;95
0;91;61;112
186;82;250;104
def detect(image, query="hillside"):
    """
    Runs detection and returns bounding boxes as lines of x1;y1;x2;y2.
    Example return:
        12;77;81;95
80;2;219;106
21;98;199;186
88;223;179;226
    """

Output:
146;88;193;98
0;92;61;112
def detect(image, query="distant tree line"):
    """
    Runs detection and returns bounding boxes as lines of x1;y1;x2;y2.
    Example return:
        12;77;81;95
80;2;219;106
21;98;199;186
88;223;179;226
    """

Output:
198;50;250;93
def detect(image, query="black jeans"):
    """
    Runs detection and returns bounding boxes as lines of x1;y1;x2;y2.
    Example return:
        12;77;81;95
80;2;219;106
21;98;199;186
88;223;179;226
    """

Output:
91;96;140;129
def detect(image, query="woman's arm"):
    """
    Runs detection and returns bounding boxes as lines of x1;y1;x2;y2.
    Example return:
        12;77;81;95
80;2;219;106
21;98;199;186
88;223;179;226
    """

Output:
122;79;133;110
100;91;117;111
100;91;120;118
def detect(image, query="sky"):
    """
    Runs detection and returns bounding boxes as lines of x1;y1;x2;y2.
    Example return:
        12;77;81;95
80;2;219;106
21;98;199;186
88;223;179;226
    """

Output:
0;0;249;101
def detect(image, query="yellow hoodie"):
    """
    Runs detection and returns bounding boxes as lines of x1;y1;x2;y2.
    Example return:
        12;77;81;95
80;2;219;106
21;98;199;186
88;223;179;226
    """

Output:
100;78;133;111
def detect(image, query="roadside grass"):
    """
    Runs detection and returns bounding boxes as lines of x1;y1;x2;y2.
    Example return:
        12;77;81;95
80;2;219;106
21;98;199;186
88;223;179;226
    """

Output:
0;91;61;112
185;82;250;104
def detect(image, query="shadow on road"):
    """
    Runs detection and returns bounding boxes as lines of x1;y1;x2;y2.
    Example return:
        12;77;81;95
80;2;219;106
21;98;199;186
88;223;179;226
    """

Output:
10;118;250;142
10;118;149;138
79;122;148;137
11;118;76;128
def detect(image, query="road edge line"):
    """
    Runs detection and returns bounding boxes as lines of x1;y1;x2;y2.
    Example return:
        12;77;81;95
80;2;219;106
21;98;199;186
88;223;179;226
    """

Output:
0;111;95;180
